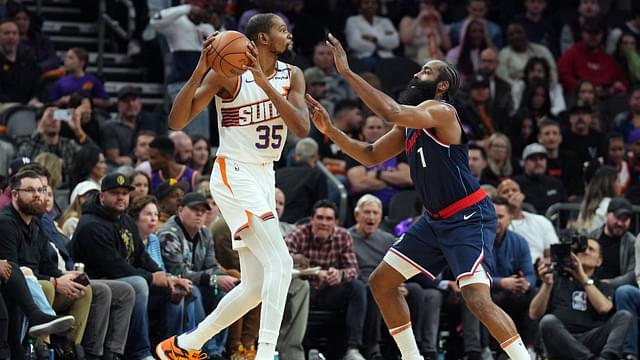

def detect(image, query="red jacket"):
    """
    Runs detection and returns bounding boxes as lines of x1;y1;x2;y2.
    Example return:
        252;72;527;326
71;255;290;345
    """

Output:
558;42;628;92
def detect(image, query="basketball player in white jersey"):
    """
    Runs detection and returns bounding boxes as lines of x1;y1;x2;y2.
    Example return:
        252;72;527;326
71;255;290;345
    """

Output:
156;13;309;360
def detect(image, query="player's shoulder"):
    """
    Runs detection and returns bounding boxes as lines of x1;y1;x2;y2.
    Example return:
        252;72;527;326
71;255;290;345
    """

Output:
420;99;456;111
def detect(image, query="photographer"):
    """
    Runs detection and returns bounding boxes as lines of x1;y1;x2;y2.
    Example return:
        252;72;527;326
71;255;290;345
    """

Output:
529;238;632;360
587;198;636;289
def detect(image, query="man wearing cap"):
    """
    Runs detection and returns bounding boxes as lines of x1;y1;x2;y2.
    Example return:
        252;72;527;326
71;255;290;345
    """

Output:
101;86;167;166
304;67;334;116
558;16;628;94
459;74;509;141
560;104;605;167
155;179;189;225
157;192;236;358
72;173;184;360
514;143;567;214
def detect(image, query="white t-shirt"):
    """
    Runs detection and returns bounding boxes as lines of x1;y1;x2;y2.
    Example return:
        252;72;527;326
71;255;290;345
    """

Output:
509;211;559;262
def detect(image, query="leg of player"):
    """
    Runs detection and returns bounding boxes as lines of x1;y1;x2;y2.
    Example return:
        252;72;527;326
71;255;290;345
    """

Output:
156;247;264;360
369;262;423;360
239;216;293;360
461;281;530;359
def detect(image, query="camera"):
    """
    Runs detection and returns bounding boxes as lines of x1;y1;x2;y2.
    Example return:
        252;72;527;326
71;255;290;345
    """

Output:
550;230;588;276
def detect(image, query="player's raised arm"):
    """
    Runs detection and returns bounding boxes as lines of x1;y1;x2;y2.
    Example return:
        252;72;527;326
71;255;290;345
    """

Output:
325;33;451;130
306;94;404;167
245;42;310;138
168;33;224;130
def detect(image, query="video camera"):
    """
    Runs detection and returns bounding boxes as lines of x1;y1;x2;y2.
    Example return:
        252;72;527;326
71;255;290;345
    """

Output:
550;230;588;276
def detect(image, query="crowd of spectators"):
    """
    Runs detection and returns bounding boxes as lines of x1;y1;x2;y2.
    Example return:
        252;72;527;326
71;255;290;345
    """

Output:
2;0;640;359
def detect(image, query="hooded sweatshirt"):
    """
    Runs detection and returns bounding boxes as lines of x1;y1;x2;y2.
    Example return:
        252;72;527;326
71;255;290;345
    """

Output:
70;196;161;283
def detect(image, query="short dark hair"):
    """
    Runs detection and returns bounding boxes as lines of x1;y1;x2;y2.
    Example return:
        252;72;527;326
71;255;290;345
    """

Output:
245;13;277;42
128;195;158;220
334;100;361;117
135;130;157;145
538;118;560;132
149;136;175;157
19;163;50;182
10;170;41;191
468;143;487;160
491;195;510;207
312;199;338;218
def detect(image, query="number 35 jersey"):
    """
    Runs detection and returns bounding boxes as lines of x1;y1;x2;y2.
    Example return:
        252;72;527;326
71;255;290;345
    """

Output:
214;60;292;164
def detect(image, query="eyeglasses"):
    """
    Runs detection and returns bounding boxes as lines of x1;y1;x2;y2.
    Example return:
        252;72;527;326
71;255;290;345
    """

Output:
14;188;47;195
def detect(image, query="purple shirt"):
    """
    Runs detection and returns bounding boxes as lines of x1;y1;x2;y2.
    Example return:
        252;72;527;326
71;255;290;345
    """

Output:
49;74;109;100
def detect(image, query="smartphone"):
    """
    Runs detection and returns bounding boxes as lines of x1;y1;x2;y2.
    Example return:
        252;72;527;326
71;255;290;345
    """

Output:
72;273;90;287
53;109;71;122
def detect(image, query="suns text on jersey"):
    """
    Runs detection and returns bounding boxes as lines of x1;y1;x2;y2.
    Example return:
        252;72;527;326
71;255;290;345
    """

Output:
221;99;280;127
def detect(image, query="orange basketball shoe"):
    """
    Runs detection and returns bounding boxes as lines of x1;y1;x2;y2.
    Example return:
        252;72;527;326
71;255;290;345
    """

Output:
156;336;207;360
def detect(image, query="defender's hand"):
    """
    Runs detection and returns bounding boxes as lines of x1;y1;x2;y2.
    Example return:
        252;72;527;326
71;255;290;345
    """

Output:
326;33;351;75
305;94;332;133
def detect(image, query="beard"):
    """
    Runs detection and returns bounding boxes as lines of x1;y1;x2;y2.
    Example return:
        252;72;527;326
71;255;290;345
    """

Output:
17;196;44;216
278;47;296;63
397;78;438;105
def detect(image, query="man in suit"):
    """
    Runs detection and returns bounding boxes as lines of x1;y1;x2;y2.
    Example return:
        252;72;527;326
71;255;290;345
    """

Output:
478;48;513;118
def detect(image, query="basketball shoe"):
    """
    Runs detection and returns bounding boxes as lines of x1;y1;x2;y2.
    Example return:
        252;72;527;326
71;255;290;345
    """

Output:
156;336;207;360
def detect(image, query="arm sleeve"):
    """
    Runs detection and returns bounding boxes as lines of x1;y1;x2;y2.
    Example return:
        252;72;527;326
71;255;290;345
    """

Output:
37;237;63;279
285;228;303;256
150;4;191;32
100;123;119;151
345;16;376;57
0;220;20;263
376;18;399;51
49;80;62;101
91;77;109;100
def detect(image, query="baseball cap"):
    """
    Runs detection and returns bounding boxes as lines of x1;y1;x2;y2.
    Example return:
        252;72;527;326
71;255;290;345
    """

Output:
304;67;328;85
101;173;135;192
117;86;141;100
522;143;548;160
155;179;189;200
628;129;640;144
180;192;211;210
9;157;31;176
469;74;490;89
70;180;100;204
582;16;604;34
569;103;593;115
607;197;633;217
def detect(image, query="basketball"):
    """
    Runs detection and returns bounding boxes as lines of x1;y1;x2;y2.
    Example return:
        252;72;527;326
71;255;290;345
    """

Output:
207;31;251;78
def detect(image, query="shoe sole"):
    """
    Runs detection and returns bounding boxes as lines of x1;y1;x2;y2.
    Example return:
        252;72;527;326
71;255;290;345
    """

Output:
28;315;75;337
155;343;169;360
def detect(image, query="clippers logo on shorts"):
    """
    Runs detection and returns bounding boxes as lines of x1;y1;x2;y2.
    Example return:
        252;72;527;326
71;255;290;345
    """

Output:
214;60;292;163
572;290;587;311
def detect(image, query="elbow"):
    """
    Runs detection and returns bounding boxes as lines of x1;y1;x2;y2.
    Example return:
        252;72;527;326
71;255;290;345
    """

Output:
528;308;541;320
168;113;185;130
293;122;310;138
597;303;614;315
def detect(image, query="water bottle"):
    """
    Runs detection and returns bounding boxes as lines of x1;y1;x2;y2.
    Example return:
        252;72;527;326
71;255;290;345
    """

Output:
308;349;320;360
274;351;280;360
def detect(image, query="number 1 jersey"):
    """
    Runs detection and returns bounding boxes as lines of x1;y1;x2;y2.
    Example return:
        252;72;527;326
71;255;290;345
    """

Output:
214;60;292;164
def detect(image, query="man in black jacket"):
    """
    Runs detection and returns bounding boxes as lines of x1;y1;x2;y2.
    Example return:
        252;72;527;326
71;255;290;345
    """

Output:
514;143;567;214
72;173;184;360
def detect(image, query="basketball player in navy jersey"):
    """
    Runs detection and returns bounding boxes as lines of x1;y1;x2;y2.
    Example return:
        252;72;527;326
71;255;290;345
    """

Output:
305;34;530;360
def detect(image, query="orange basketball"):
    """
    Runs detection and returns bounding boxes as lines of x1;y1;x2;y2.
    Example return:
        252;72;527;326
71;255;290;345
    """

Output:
207;31;251;78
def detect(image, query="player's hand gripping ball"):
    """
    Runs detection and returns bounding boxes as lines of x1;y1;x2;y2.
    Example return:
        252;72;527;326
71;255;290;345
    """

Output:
207;31;251;77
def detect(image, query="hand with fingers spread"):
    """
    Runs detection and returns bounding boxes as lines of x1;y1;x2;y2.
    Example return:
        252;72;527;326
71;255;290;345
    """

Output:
305;94;332;134
245;41;269;87
326;33;351;75
196;31;219;76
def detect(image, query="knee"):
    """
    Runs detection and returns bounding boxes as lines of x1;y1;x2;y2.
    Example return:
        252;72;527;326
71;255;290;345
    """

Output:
348;278;367;296
539;314;561;332
613;309;633;325
615;285;639;303
119;282;136;305
127;276;150;301
424;288;444;307
91;283;112;304
461;287;492;314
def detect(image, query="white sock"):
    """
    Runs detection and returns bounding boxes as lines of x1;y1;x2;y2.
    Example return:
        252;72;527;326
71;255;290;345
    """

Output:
500;335;530;360
389;323;423;360
255;342;276;360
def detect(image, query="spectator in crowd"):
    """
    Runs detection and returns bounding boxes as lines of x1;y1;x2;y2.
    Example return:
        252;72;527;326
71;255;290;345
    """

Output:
606;5;640;54
303;67;334;117
133;130;156;168
612;86;640;141
344;0;399;70
496;22;557;87
102;87;146;166
459;74;509;141
513;0;557;56
574;79;598;109
346;114;412;210
482;133;517;186
0;19;40;105
201;189;219;230
614;236;640;360
274;187;294;236
17;106;93;177
34;152;62;190
448;0;502;48
560;0;602;54
511;57;566;117
0;157;31;209
575;166;618;233
538;119;584;198
490;196;536;354
561;105;605;167
128;196;164;270
69;143;106;191
169;131;193;165
599;133;632;195
558;17;629;95
189;135;213;175
285;200;367;360
348;194;424;359
156;192;232;358
150;1;214;138
237;0;290;34
0;170;92;358
50;47;111;109
59;180;100;238
0;140;15;177
613;32;640;85
476;47;513;120
11;6;60;72
509;111;539;166
586;197;637;290
497;178;559;263
446;18;493;80
310;41;356;106
625;129;640;203
207;0;237;32
59;91;104;148
130;170;151;200
148;137;197;193
530;239;632;360
275;137;327;224
398;0;450;65
468;143;492;185
155;179;188;224
514;143;567;214
72;173;182;360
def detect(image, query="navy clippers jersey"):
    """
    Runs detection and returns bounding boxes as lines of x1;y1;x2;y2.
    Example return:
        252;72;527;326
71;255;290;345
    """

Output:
404;117;482;215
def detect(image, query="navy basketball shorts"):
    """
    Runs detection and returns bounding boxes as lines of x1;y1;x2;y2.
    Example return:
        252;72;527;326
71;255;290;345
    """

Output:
385;197;497;285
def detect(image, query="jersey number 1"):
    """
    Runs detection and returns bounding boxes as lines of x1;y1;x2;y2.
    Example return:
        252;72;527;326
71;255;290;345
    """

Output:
417;147;427;167
255;124;284;149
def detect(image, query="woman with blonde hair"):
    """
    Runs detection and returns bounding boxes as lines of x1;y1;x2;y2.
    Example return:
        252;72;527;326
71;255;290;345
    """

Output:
34;152;63;189
483;133;516;186
575;165;619;232
58;180;100;238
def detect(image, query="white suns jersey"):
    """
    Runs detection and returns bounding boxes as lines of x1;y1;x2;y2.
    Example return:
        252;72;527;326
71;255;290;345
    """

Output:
214;60;293;164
